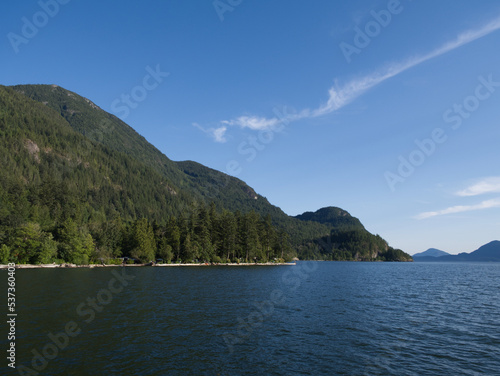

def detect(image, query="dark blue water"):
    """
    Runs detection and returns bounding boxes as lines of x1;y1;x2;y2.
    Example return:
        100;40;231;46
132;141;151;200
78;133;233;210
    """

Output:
6;262;500;375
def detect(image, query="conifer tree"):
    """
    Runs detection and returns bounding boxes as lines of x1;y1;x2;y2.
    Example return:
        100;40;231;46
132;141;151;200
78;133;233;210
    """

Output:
130;218;156;262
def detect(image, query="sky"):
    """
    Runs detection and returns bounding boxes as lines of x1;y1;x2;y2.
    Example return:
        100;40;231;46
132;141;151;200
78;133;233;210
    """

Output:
2;0;500;255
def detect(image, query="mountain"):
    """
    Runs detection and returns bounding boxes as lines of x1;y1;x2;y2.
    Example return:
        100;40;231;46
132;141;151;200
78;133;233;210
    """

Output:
415;241;500;262
295;207;364;230
9;84;330;241
413;248;450;258
294;207;412;262
0;84;411;263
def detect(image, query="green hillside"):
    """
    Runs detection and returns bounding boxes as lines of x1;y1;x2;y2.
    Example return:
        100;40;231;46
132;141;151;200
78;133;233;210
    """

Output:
295;207;365;230
0;84;412;264
295;207;411;261
13;85;287;214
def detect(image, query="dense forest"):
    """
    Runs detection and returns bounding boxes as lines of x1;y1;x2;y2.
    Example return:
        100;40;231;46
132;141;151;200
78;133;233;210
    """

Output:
294;207;411;261
1;203;290;265
0;84;412;264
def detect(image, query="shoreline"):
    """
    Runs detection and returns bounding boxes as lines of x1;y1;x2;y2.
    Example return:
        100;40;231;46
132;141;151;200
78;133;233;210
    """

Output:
0;262;296;269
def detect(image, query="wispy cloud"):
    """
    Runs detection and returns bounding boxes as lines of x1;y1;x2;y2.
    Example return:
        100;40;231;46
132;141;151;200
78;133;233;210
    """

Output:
456;177;500;197
313;15;500;117
212;126;228;143
193;123;228;143
415;198;500;220
221;116;281;131
205;15;500;136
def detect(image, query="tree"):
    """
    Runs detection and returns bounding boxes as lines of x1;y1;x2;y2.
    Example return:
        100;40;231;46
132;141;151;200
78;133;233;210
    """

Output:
194;206;213;262
166;217;181;261
260;214;276;262
56;218;94;264
239;211;261;262
130;218;156;262
8;222;57;264
156;237;173;263
220;210;237;261
0;244;11;264
92;216;124;260
275;229;292;260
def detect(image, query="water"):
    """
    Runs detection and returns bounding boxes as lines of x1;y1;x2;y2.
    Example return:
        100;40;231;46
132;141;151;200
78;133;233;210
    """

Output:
6;262;500;375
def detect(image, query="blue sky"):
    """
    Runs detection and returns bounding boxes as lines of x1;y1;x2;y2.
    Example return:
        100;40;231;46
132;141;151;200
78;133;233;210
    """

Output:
2;0;500;255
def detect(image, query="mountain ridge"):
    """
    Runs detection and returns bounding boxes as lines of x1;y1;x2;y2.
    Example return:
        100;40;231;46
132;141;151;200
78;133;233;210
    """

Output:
0;83;412;262
414;241;500;262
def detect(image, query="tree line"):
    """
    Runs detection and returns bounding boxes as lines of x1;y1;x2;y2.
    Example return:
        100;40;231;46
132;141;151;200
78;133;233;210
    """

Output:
297;229;412;262
0;202;293;265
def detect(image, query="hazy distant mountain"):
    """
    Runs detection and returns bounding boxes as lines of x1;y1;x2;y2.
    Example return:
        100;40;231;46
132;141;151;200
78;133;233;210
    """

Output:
415;241;500;262
466;241;500;261
413;248;450;258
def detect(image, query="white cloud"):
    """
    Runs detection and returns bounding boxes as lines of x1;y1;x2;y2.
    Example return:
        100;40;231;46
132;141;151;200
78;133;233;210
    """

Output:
415;198;500;220
192;123;228;143
314;15;500;117
212;126;228;143
201;15;500;138
456;177;500;197
222;116;280;131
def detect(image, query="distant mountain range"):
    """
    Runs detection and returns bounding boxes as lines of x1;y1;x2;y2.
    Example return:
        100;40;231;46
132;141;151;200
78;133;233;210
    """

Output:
413;248;451;258
414;241;500;262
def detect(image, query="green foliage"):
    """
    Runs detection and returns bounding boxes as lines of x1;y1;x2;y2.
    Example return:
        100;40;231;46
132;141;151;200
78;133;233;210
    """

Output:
295;207;365;230
156;241;173;263
148;206;292;264
297;228;412;262
0;84;412;264
56;219;94;264
7;222;57;264
0;244;10;263
377;247;412;262
128;218;156;262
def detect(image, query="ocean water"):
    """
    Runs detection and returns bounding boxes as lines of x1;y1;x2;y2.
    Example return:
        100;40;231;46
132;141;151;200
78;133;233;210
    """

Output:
7;262;500;375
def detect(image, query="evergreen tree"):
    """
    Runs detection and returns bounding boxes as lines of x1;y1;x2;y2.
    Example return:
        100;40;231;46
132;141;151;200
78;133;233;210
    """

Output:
239;211;261;262
156;237;173;263
260;214;276;262
56;218;94;264
92;216;124;259
8;222;57;264
220;210;237;261
195;205;214;262
129;218;156;262
0;244;10;263
166;217;181;261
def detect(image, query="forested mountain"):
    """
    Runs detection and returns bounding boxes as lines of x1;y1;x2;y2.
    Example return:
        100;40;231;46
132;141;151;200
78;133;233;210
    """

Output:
295;207;364;230
295;207;411;261
0;84;412;264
